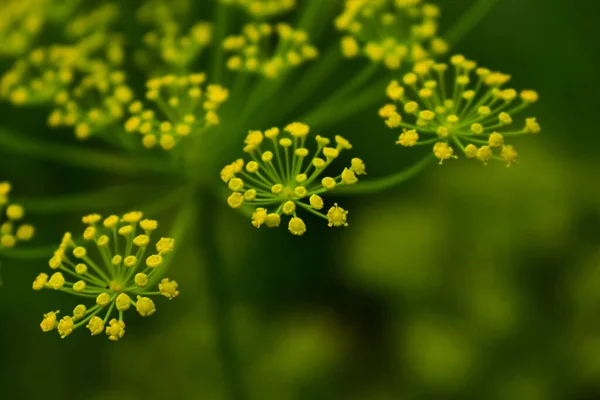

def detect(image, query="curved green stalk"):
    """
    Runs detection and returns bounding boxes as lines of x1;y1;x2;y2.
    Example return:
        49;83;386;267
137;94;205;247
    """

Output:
198;191;247;400
444;0;503;46
334;155;435;195
0;128;173;176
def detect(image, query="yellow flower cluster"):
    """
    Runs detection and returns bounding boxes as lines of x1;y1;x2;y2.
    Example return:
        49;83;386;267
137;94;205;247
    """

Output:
335;0;448;69
0;0;46;57
223;22;318;79
220;0;296;19
34;212;179;340
379;55;541;166
142;21;213;68
47;68;134;140
64;3;120;40
0;182;35;250
221;123;366;236
124;73;229;150
1;31;124;109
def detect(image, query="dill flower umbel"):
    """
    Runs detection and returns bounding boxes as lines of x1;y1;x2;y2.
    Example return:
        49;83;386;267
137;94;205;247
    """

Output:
48;68;133;140
335;0;448;69
34;212;179;340
0;182;35;250
379;55;540;166
124;73;229;150
222;123;366;235
220;0;296;19
223;22;318;79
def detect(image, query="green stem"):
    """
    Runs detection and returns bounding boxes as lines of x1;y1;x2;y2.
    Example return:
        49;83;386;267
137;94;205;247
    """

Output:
0;128;173;176
334;155;435;195
211;2;230;84
444;0;503;46
198;190;246;400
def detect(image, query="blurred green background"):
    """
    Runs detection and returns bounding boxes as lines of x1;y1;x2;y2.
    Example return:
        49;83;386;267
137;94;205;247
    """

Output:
1;0;599;399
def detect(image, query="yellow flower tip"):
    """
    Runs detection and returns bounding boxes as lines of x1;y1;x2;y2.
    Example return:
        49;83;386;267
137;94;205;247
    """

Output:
265;213;281;228
433;142;457;164
321;177;337;191
436;127;449;139
83;226;96;241
499;112;512;125
134;272;149;288
279;138;293;148
246;161;259;173
282;201;296;215
288;217;306;236
309;194;324;210
118;225;132;237
32;273;48;291
271;184;284;195
379;104;397;118
341;168;358;185
315;135;330;146
6;204;24;220
102;215;119;229
96;293;111;307
294;186;307;198
0;182;11;196
136;296;156;317
227;192;245;209
525;117;541;134
341;36;359;58
87;316;104;336
47;272;65;290
73;280;87;292
243;189;256;201
82;213;102;225
396;129;419;147
122;211;143;224
488;132;504;147
404;101;419;114
501;145;518;167
327;204;349;228
252;208;268;228
471;123;484;135
403;72;418;86
105;319;126;341
419;110;436;121
1;234;16;248
116;293;132;311
221;165;235;183
140;219;158;232
520;90;539;103
335;135;352;150
40;311;59;332
350;158;366;175
476;145;493;165
57;316;74;339
131;234;149;247
312;158;326;169
284;122;310;137
97;235;110;247
323;147;339;159
386;81;405;101
156;237;175;254
75;263;88;274
146;254;163;268
464;144;478;159
73;305;87;320
16;224;34;240
265;127;280;139
159;278;179;300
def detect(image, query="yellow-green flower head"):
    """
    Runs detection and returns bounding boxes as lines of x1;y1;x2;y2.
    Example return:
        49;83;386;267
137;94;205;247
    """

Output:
0;0;57;57
34;211;179;340
1;27;125;108
380;55;540;166
223;22;318;79
220;0;296;19
48;68;134;140
335;0;448;69
64;3;120;40
0;181;35;250
222;123;366;235
141;20;213;69
124;73;229;150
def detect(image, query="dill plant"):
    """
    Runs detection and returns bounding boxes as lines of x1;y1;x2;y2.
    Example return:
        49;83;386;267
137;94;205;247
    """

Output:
0;0;539;397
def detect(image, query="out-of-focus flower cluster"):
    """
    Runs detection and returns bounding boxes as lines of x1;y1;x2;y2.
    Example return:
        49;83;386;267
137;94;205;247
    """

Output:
34;212;179;340
0;182;35;250
380;55;540;166
335;0;448;70
124;73;229;150
223;22;318;78
220;0;296;19
0;3;131;140
221;123;366;236
0;0;81;57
